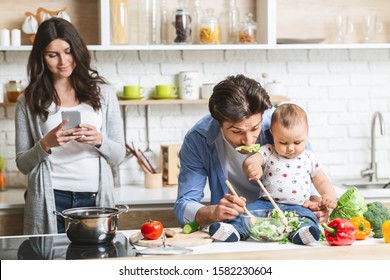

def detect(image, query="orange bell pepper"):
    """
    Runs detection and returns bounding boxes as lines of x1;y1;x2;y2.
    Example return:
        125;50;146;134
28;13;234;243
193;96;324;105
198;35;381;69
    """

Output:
349;216;371;240
382;220;390;243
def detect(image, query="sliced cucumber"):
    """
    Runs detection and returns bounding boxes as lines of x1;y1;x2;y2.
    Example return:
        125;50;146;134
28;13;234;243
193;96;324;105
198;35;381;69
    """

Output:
182;221;200;234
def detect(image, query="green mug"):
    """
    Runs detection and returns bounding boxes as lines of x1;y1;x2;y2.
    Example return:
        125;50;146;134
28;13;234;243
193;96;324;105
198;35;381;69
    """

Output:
155;85;177;97
123;85;144;97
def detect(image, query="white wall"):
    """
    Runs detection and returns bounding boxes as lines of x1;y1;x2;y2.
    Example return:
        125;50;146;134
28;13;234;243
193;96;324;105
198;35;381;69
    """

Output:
1;48;390;187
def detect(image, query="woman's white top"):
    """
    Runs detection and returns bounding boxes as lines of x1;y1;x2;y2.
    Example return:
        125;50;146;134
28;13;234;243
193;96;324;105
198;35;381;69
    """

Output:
40;102;102;192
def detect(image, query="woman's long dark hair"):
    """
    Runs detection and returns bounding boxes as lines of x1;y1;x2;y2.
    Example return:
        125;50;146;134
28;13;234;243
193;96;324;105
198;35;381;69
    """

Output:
25;17;106;121
209;74;272;125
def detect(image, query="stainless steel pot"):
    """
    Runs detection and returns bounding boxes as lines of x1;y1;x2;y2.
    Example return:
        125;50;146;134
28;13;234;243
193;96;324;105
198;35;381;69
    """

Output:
53;205;129;244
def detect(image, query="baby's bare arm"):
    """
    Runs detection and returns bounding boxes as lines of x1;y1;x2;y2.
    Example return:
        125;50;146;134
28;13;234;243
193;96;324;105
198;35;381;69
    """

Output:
312;170;337;209
242;153;264;180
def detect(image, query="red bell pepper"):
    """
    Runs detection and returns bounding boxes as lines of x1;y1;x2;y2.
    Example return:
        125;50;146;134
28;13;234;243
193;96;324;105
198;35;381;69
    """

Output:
322;218;356;246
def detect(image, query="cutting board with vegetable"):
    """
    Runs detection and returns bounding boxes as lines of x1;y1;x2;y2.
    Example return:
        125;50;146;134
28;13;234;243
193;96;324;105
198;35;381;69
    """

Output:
130;228;213;248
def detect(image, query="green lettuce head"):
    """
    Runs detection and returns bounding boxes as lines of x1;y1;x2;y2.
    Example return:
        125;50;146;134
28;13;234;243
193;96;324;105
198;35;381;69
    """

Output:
329;187;367;220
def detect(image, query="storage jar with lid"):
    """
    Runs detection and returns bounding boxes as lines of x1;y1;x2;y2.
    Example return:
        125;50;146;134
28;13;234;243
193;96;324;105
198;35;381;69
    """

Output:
6;80;24;103
239;13;257;44
200;8;221;44
173;8;192;44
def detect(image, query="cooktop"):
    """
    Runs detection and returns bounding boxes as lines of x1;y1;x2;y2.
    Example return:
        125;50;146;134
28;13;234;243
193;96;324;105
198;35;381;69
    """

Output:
0;232;136;260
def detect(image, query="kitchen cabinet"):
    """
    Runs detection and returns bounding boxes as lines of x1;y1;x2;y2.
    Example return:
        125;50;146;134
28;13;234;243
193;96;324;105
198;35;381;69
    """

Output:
1;0;390;51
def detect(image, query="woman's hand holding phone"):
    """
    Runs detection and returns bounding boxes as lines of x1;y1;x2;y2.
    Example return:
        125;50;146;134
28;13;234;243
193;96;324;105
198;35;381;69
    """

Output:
39;119;82;153
74;123;102;147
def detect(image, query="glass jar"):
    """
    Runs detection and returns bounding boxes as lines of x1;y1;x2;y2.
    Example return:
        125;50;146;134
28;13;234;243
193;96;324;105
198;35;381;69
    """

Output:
6;80;24;103
110;0;129;44
228;0;240;43
239;13;257;44
173;8;192;44
200;8;221;44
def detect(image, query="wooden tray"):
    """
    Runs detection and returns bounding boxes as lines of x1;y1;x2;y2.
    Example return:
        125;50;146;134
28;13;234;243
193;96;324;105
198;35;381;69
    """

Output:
130;228;213;248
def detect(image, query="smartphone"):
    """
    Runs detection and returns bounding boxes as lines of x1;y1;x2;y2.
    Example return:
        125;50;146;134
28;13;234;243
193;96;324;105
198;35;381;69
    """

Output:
61;111;81;130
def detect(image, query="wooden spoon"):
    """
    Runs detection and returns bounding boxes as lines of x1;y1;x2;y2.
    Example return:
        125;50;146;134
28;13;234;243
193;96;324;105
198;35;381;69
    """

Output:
255;179;288;226
225;180;254;217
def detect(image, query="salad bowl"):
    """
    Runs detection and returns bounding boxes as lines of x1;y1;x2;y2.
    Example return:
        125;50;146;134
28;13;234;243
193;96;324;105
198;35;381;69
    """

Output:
241;209;299;242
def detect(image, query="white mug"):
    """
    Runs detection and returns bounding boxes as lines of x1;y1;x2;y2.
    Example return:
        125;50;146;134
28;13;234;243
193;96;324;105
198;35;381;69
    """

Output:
179;71;199;100
264;81;286;96
201;83;215;99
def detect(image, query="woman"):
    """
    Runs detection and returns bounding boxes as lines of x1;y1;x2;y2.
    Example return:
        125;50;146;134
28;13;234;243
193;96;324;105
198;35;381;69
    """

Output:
174;74;328;228
15;18;126;234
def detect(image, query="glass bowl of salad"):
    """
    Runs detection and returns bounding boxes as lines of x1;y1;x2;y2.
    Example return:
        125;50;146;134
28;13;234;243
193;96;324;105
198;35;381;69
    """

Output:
241;209;300;242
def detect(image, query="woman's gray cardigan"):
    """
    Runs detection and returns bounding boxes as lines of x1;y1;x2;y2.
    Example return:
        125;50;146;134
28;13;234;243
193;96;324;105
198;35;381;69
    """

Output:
15;85;126;235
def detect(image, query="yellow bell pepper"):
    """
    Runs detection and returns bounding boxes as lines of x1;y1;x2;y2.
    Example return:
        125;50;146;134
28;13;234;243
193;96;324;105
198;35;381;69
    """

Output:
382;220;390;243
349;216;371;240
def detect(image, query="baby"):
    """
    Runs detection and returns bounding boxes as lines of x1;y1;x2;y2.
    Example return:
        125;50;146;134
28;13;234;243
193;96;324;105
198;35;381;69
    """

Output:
209;103;337;245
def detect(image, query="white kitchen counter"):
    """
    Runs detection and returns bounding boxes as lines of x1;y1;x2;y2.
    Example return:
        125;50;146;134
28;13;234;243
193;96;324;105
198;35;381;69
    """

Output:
119;228;390;260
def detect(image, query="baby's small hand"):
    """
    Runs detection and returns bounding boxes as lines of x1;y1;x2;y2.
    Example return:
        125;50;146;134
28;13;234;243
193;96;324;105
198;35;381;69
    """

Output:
242;153;263;180
320;194;337;209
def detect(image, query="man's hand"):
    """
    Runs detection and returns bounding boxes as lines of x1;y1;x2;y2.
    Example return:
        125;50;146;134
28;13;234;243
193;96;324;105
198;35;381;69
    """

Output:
195;194;247;227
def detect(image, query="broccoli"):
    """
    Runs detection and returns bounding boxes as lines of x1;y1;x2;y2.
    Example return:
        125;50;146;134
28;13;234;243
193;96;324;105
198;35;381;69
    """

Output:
363;202;390;238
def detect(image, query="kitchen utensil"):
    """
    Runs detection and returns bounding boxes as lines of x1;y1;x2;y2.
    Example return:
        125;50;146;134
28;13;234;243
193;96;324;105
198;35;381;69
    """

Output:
255;179;288;226
225;180;254;217
241;209;293;242
143;105;156;166
53;205;129;244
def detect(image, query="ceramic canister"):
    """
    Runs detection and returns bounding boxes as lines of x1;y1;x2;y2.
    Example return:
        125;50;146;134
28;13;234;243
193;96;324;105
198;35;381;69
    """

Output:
179;71;199;100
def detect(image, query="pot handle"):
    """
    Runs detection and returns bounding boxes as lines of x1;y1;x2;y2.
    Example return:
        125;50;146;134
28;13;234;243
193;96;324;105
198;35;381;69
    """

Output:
53;210;74;222
116;204;130;215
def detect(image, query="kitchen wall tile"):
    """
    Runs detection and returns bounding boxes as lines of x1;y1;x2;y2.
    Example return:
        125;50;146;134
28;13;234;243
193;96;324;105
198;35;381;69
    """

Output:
1;49;390;186
328;61;369;73
349;49;390;61
182;50;224;62
288;62;328;73
267;49;308;62
225;50;267;62
309;49;349;61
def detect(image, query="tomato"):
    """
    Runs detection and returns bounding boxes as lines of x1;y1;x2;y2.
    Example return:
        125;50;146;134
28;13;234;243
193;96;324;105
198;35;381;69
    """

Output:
140;220;164;240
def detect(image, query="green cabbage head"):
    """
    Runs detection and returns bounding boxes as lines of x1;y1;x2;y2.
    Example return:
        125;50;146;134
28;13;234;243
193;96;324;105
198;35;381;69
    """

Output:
329;187;367;220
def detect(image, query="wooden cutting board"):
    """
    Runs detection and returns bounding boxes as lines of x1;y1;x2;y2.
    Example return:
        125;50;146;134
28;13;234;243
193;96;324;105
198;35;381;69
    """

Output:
130;228;213;248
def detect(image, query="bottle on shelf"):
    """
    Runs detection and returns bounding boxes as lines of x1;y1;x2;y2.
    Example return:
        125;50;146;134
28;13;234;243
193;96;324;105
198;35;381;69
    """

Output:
190;0;202;44
200;8;221;44
160;0;169;44
110;0;129;45
227;0;240;43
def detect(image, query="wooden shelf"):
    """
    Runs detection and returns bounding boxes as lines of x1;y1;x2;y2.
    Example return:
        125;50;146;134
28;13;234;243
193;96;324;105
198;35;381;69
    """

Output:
118;95;288;106
0;95;288;107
